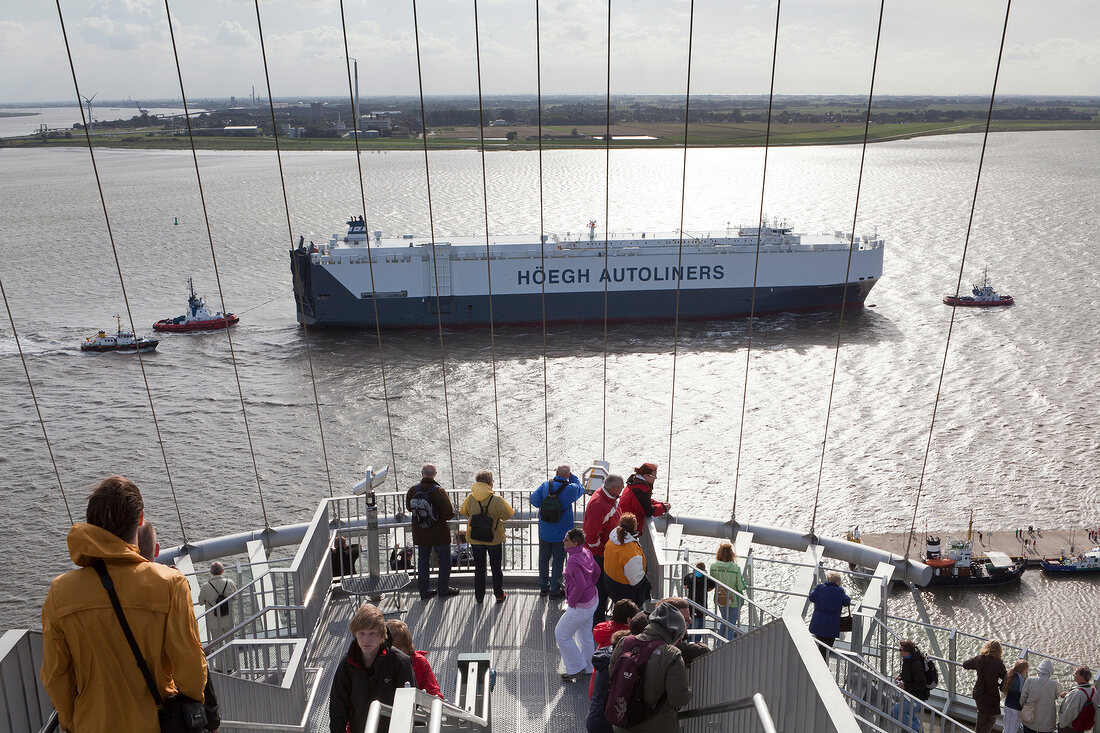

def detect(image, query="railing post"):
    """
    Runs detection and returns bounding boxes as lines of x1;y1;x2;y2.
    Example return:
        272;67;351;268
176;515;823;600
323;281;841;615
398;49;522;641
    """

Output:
745;549;756;630
947;629;957;705
365;491;382;602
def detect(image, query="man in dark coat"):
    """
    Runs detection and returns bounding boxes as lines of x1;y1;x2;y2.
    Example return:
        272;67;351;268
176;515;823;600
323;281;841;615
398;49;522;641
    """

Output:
405;464;458;600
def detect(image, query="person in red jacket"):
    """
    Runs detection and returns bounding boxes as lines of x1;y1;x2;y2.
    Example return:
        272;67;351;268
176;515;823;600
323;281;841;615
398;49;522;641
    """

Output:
582;473;625;628
386;619;441;699
618;462;670;522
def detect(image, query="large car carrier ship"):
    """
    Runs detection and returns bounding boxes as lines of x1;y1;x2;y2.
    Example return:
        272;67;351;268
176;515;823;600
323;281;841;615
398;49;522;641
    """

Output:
290;217;884;328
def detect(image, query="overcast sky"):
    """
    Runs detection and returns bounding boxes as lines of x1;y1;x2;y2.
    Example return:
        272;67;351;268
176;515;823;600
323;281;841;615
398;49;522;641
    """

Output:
1;0;1097;104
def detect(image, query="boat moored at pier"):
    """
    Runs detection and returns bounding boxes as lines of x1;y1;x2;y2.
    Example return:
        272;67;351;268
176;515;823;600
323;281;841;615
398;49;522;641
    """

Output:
1041;547;1100;574
291;216;885;328
924;535;1026;587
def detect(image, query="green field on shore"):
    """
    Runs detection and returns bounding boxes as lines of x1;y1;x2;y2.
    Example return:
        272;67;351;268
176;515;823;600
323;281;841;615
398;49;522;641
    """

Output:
5;118;1097;151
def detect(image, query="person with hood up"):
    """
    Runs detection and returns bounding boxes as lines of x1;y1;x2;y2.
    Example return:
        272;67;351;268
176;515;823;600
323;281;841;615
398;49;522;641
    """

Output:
807;571;851;659
557;528;601;681
1019;659;1062;733
329;603;415;733
1057;667;1095;733
530;464;586;597
603;513;651;606
617;463;670;525
607;600;692;733
40;475;208;733
583;473;625;628
962;638;1007;733
460;470;515;603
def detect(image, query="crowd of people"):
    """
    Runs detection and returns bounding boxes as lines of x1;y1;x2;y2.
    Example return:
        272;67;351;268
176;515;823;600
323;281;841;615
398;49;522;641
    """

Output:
36;472;1100;733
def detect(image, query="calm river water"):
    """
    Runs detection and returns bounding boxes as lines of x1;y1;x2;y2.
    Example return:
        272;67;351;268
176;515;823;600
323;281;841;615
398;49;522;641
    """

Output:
1;132;1097;661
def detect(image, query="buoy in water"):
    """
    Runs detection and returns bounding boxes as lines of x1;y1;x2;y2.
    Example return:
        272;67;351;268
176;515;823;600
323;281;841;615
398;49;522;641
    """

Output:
174;217;178;225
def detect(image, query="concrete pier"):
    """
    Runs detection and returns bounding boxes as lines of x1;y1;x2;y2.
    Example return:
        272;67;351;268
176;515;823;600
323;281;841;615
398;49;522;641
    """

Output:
852;527;1098;568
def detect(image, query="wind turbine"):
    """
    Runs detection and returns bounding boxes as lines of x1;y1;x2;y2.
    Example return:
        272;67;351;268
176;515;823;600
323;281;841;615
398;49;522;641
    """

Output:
82;93;97;134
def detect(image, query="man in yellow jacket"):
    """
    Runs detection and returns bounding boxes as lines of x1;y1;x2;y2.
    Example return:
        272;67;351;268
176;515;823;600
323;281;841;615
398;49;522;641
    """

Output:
41;475;207;732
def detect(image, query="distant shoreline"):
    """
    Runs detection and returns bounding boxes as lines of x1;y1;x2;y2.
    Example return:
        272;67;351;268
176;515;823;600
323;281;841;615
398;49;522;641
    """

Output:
2;120;1096;152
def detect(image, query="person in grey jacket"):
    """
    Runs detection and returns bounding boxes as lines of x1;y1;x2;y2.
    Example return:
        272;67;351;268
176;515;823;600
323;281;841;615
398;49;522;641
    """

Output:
1019;659;1062;733
608;601;691;733
1057;667;1095;732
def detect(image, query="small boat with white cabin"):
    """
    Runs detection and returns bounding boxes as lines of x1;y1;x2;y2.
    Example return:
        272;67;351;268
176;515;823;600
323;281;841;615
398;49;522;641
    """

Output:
80;315;159;353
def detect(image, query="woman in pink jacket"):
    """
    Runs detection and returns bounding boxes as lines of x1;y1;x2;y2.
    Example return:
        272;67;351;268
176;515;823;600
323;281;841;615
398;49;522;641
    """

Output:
556;528;601;682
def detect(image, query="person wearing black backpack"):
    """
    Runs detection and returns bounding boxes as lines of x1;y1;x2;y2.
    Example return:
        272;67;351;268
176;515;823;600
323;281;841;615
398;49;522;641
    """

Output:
460;470;515;603
405;464;458;601
530;464;585;598
199;561;237;645
897;639;931;701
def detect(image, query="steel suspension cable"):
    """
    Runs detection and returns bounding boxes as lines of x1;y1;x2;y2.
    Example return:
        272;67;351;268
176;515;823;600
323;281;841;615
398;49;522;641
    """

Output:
337;0;402;491
411;0;459;491
55;0;189;544
0;274;71;524
162;0;269;529
252;0;334;498
807;0;886;538
731;0;782;523
904;0;1013;560
471;0;505;486
600;0;613;461
664;0;697;504
534;0;550;483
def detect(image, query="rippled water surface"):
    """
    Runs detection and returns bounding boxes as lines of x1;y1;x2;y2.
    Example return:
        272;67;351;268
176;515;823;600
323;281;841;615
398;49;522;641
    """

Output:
1;133;1097;661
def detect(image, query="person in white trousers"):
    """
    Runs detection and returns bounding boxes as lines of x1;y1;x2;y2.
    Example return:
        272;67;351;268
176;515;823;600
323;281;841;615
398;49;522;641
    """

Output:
556;528;601;682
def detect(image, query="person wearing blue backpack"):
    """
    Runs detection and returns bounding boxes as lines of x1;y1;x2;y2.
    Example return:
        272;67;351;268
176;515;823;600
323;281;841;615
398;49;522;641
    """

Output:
529;465;585;598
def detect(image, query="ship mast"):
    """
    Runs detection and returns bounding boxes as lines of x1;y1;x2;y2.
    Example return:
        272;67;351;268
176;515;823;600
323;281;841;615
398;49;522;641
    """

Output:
967;509;974;544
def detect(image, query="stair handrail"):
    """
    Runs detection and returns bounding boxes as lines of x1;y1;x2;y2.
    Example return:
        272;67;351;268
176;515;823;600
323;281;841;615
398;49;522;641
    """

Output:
678;691;778;732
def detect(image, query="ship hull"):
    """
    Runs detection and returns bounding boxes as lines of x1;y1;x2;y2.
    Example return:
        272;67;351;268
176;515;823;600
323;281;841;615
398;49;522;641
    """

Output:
292;249;880;328
153;315;239;332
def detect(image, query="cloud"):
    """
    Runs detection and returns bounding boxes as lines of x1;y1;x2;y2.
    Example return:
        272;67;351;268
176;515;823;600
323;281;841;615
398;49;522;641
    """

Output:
214;20;256;49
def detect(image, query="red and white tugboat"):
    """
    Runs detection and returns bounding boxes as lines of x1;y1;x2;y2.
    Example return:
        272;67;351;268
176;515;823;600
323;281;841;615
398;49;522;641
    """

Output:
153;278;239;332
943;270;1014;307
81;315;159;353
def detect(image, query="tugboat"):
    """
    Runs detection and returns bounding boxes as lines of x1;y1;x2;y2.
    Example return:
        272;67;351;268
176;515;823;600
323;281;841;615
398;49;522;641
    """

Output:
1041;547;1100;575
925;514;1026;587
943;270;1015;307
153;278;239;332
81;315;159;353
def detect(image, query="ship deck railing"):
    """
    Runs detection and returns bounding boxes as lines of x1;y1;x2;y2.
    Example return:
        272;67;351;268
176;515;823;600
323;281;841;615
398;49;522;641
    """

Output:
3;487;1087;733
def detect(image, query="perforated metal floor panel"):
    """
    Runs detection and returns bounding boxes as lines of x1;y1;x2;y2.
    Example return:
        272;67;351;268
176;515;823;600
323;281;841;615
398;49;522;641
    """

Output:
306;584;593;732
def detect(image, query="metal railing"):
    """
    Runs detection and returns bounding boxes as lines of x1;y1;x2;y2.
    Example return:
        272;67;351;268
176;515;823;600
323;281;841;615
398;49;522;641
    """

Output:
824;645;973;733
679;692;779;732
0;631;52;733
682;614;864;733
364;654;492;733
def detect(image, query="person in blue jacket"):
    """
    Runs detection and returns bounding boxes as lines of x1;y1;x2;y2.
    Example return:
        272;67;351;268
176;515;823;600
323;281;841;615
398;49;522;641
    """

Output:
808;571;851;660
530;464;585;597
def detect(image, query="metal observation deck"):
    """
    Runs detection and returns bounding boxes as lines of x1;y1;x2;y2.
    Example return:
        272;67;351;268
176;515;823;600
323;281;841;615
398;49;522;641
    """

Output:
0;477;1086;733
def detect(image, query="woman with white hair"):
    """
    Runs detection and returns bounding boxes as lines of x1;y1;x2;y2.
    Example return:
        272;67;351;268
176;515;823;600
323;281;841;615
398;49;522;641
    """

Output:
807;571;850;660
